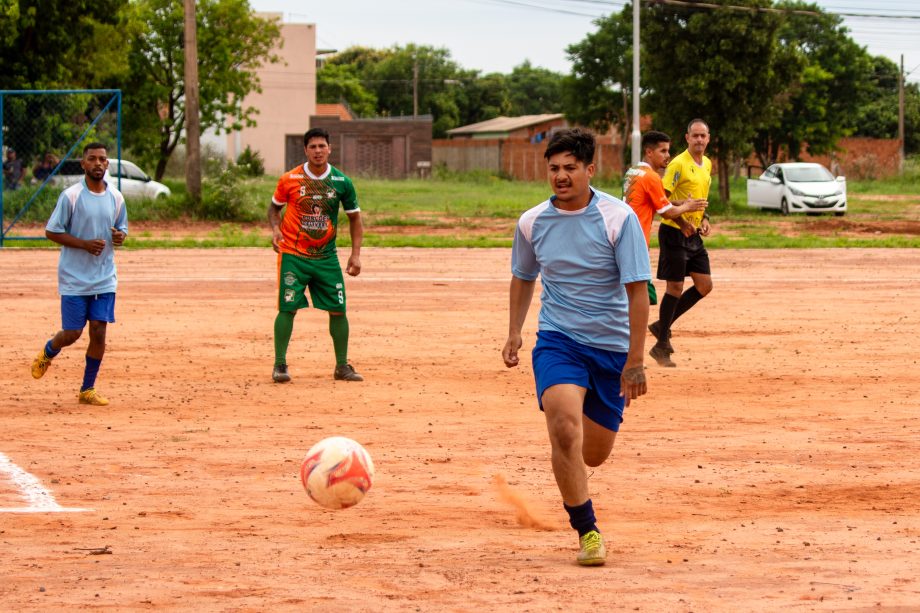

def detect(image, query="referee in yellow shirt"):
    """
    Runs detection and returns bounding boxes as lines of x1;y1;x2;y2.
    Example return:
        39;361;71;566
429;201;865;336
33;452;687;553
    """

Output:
648;119;714;367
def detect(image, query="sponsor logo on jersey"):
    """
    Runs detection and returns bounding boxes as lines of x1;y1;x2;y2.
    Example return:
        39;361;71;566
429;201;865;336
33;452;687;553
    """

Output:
284;289;296;303
326;190;335;198
312;194;322;200
284;271;296;286
331;176;345;181
301;212;331;231
290;174;304;179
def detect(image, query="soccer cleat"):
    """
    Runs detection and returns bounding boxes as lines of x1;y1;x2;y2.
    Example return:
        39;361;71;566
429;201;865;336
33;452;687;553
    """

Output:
31;349;52;379
78;388;109;406
272;364;291;383
649;345;677;368
333;363;364;382
648;321;674;353
577;530;607;566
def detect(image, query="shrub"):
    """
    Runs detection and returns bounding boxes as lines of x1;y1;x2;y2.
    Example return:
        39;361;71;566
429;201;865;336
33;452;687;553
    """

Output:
236;146;265;177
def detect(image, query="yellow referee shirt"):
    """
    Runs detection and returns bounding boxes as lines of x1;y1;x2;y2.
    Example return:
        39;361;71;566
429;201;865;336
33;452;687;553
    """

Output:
661;149;712;230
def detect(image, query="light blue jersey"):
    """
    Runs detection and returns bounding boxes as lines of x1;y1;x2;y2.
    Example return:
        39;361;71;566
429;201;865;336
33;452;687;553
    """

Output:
46;179;128;296
511;188;651;352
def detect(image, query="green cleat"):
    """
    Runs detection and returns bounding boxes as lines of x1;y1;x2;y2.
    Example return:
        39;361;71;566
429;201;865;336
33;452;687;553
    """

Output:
577;530;607;566
31;349;52;379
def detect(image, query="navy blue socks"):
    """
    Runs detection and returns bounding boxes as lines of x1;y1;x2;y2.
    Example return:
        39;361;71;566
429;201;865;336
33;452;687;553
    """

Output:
564;499;599;537
44;339;61;359
81;355;102;392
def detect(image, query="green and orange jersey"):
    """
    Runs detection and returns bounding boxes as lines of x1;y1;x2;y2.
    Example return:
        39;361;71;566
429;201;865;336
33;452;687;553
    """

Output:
272;163;359;259
623;162;673;247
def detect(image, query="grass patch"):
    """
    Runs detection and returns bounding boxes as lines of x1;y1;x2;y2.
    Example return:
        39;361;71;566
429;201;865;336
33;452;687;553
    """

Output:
4;166;919;249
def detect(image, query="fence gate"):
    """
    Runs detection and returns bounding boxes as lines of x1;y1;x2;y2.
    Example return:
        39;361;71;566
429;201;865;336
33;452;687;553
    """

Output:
1;89;122;247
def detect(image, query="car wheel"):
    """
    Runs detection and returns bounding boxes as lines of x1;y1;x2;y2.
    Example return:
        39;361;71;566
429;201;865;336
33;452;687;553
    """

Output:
780;198;789;216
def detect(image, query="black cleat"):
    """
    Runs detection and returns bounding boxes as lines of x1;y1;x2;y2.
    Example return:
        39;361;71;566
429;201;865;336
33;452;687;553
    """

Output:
334;363;364;382
648;320;674;353
272;364;291;383
649;345;676;368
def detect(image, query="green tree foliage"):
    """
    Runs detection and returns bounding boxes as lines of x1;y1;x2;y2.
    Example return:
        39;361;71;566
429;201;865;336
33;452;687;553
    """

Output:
317;63;378;117
453;72;511;127
507;61;565;115
751;2;874;167
0;0;130;166
563;7;634;138
321;47;567;136
0;0;129;89
642;0;785;201
123;0;280;180
853;56;920;155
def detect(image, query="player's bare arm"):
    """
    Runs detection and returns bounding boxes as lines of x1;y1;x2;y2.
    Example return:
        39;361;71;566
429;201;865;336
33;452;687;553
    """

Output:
267;203;284;253
621;280;649;405
45;230;106;256
345;211;363;276
700;217;712;237
663;198;708;216
502;276;536;368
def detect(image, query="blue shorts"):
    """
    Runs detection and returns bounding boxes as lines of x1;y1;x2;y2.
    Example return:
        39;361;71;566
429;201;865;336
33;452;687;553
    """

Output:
531;330;627;432
61;293;116;330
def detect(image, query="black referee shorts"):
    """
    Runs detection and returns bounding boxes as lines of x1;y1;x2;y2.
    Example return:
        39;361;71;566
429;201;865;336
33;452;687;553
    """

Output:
656;223;711;281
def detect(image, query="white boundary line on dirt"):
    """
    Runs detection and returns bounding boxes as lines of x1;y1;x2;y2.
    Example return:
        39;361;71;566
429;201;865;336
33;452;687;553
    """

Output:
0;452;92;513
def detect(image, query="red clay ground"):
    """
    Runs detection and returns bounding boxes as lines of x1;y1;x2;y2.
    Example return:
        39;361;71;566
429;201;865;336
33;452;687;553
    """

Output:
1;247;919;612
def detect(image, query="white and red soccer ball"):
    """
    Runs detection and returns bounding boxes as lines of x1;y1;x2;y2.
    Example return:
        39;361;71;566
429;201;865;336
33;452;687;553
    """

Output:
300;436;375;509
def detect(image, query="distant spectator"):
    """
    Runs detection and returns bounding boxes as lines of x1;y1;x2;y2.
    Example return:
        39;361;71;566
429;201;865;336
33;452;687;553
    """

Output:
32;152;59;184
3;149;24;190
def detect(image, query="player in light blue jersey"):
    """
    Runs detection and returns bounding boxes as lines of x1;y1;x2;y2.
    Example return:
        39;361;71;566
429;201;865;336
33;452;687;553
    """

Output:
30;142;128;406
502;128;650;566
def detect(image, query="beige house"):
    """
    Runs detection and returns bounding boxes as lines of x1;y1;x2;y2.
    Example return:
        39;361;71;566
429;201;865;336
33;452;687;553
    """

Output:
226;13;317;175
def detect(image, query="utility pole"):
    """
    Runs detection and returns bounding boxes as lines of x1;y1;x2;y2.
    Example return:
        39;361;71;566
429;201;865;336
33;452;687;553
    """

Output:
630;0;641;167
899;54;905;172
184;0;202;203
413;60;419;118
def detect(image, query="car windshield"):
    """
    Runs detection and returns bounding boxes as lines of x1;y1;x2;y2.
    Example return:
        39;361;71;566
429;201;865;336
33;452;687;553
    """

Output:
785;166;834;182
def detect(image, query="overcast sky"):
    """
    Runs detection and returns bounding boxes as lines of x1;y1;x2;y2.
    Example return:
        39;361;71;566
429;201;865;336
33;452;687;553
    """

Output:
249;0;920;84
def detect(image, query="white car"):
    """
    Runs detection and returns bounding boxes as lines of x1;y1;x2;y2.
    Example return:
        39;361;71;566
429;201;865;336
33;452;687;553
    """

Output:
52;158;171;199
746;162;846;216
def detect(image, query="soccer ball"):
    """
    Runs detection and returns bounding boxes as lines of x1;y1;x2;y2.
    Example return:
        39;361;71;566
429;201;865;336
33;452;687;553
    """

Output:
300;436;375;509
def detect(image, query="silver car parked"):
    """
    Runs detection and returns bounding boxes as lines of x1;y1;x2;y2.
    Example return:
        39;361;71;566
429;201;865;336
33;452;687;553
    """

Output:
52;158;171;199
747;162;846;216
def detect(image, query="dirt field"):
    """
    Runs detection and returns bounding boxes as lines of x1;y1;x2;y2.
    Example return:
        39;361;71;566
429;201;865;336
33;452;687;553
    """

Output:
1;247;919;612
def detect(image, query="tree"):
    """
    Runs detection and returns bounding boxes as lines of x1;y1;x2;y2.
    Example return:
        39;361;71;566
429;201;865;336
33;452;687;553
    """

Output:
453;71;511;127
0;0;129;89
323;44;472;137
0;0;130;165
853;56;920;155
507;61;565;115
317;63;378;117
642;0;786;202
123;0;280;180
563;7;634;140
751;2;874;167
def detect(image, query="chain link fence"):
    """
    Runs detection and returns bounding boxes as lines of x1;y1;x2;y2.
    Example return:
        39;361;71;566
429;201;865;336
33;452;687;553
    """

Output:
1;90;121;246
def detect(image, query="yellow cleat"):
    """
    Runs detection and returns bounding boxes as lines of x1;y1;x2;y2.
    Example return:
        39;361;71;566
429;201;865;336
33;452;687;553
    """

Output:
78;388;109;406
577;530;606;566
31;349;52;379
